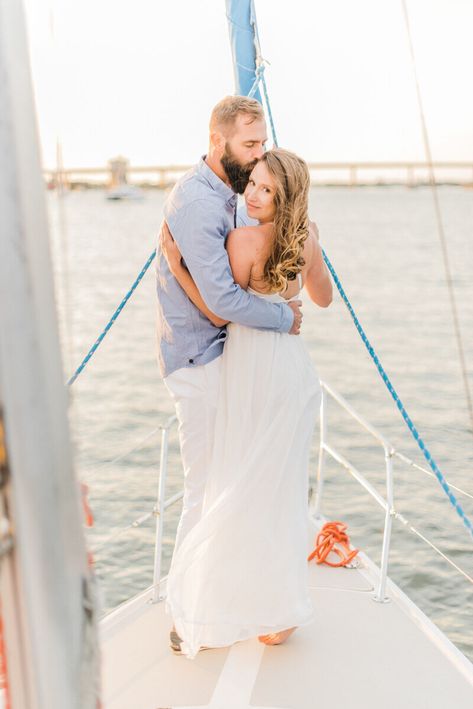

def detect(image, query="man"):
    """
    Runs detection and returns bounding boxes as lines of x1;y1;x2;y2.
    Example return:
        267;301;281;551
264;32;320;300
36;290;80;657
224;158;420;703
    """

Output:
156;96;302;561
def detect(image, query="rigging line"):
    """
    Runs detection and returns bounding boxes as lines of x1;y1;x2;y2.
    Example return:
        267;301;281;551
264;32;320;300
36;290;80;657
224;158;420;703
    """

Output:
79;426;161;480
394;451;473;502
247;64;264;99
249;0;278;147
48;1;75;380
66;248;156;386
55;142;74;378
401;0;473;437
261;74;278;147
395;511;473;586
90;507;156;554
322;248;473;542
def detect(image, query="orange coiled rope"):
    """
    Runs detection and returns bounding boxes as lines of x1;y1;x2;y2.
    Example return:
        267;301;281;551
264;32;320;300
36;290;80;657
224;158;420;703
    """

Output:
307;521;359;567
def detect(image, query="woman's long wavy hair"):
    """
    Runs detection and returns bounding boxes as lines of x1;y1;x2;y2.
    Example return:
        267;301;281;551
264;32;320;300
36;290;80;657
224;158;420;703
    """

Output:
258;148;310;293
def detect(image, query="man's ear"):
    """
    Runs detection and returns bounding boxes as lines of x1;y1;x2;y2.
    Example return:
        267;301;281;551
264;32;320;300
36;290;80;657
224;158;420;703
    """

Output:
210;130;225;155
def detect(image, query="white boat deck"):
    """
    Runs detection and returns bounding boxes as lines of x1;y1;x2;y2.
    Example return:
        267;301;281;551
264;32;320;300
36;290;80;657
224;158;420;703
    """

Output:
101;518;473;709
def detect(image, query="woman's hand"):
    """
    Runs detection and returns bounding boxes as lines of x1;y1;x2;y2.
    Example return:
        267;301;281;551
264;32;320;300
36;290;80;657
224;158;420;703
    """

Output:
159;221;183;275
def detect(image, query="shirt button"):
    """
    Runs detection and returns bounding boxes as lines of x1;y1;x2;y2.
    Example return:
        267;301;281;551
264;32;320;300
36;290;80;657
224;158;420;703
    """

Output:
188;358;194;364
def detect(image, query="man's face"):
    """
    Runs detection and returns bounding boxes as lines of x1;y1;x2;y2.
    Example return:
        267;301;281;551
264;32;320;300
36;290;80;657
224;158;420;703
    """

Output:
221;116;267;193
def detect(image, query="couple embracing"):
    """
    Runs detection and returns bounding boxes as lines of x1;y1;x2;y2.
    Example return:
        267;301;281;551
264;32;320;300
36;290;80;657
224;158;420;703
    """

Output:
155;95;333;659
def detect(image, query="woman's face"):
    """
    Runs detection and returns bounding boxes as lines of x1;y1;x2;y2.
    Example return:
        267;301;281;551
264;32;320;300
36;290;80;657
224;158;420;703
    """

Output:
244;160;276;224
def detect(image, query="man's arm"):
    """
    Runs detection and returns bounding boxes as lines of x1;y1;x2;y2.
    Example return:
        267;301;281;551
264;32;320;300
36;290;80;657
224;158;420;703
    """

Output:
160;222;228;327
165;199;296;333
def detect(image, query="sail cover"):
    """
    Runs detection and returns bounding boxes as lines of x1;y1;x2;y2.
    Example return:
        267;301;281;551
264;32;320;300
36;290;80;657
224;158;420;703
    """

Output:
225;0;262;102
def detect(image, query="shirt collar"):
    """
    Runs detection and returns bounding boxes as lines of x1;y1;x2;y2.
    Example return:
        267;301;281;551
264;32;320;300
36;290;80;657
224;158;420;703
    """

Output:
198;155;237;205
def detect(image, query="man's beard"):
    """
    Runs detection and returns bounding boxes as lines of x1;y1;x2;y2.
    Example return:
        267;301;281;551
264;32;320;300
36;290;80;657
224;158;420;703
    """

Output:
221;144;257;194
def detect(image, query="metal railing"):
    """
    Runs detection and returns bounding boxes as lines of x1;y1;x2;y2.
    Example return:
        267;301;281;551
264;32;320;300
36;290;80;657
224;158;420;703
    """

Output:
90;380;473;614
312;380;473;603
152;414;178;602
313;381;395;603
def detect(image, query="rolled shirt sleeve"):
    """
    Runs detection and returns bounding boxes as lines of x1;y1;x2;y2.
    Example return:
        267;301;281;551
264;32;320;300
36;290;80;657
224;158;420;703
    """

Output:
166;198;294;333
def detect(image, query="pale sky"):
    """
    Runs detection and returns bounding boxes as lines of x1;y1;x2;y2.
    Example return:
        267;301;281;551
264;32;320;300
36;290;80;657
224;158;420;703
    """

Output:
23;0;473;169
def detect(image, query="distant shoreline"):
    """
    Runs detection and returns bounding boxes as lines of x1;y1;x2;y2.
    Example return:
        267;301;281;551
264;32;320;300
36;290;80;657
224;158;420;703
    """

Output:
44;181;473;190
43;160;473;190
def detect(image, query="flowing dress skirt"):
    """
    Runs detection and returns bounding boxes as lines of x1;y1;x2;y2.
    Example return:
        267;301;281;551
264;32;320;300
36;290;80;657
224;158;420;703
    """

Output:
166;295;321;659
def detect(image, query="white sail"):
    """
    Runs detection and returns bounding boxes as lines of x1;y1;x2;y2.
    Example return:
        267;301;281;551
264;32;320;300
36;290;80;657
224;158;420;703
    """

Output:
0;1;99;707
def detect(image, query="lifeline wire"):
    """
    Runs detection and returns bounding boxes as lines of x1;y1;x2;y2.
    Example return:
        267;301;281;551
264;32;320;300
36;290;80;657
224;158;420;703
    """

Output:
323;248;473;541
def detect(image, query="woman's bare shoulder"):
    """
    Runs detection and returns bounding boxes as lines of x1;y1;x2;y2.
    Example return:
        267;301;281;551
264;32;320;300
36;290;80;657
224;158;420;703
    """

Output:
227;225;267;241
226;224;271;251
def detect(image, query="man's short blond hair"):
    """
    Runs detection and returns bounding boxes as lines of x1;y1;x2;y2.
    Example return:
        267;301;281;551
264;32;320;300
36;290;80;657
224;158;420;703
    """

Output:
210;95;265;135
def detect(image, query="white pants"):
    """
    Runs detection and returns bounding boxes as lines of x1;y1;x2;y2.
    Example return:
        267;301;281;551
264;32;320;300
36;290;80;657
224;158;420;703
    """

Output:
163;355;221;554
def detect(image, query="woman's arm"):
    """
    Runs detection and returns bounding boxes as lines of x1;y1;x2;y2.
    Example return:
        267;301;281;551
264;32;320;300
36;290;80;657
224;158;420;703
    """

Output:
304;222;333;307
160;222;229;327
225;227;255;290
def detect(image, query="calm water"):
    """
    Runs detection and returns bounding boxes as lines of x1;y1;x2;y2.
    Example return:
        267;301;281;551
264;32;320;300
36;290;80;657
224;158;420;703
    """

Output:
47;185;473;661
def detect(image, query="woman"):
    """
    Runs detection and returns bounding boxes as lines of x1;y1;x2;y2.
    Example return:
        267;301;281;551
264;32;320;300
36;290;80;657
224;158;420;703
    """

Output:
161;148;332;658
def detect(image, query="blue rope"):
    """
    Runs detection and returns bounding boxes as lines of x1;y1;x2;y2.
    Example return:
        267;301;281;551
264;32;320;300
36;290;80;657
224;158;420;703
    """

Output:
245;62;278;147
67;249;157;386
247;64;264;98
322;248;473;541
260;74;278;147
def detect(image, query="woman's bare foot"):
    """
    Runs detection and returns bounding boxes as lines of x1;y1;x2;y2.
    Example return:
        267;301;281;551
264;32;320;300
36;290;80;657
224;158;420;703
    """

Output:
258;627;297;645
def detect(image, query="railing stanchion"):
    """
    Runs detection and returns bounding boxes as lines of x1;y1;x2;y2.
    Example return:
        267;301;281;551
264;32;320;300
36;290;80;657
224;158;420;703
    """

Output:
374;448;394;602
313;386;327;519
152;426;170;603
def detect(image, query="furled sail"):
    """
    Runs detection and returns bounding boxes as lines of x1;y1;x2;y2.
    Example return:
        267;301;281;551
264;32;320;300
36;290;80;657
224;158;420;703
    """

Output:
225;0;262;101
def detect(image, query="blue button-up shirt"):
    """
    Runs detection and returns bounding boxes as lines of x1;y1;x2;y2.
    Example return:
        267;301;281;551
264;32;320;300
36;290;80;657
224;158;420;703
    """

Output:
155;156;293;377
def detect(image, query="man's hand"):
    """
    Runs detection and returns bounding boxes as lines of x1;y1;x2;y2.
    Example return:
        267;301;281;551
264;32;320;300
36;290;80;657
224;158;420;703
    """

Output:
288;300;303;335
159;221;183;275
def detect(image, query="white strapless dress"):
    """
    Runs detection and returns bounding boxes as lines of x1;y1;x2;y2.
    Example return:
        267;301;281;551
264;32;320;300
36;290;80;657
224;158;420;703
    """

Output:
165;282;321;659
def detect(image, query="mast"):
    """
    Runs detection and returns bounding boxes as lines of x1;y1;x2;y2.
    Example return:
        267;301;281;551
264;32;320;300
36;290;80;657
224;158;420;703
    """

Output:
0;1;99;707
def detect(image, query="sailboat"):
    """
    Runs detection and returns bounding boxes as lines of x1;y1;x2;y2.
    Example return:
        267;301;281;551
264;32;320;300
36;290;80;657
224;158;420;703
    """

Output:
1;0;472;708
